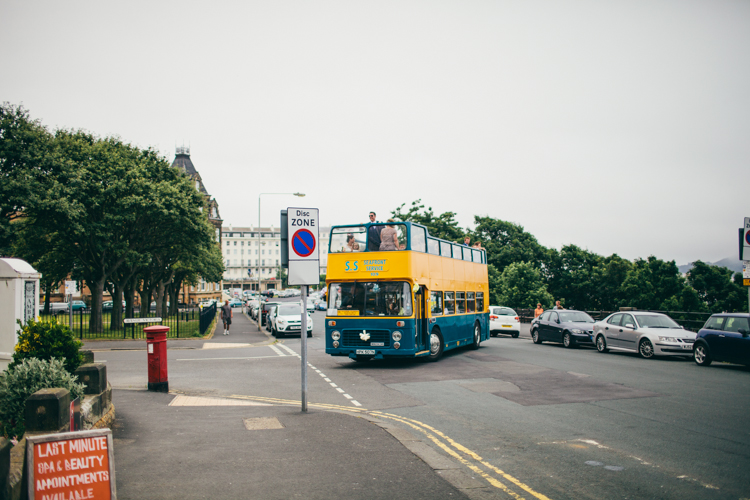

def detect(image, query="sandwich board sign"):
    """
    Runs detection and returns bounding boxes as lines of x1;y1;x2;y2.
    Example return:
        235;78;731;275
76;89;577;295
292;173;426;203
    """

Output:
27;428;116;499
286;208;320;286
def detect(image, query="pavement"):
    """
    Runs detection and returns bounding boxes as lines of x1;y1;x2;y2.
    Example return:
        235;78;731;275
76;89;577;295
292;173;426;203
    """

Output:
85;308;474;500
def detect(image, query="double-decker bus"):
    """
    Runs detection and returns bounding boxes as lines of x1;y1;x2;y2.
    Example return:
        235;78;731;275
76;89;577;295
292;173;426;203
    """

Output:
324;221;489;361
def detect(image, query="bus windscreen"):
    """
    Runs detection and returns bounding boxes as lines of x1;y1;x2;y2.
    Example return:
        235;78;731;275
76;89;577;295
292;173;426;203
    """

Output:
328;281;413;317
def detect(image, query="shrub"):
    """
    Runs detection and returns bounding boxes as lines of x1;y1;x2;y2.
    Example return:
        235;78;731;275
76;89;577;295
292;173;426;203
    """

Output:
11;319;83;374
0;358;85;439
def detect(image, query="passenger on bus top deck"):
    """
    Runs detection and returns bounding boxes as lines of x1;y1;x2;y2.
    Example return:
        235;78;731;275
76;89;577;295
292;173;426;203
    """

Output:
463;236;471;246
343;233;360;252
472;241;483;250
379;219;399;251
367;212;382;251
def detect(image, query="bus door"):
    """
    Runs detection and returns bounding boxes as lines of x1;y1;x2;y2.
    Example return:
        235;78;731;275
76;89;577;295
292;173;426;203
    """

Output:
415;286;428;352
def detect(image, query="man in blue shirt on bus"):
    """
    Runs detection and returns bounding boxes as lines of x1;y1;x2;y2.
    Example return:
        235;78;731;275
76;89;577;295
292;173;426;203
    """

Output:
367;212;382;251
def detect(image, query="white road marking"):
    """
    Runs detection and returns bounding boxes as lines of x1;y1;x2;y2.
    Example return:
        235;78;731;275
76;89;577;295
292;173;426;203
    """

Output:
336;388;345;393
278;344;298;356
351;400;362;406
170;395;271;406
330;383;338;388
324;377;331;382
269;345;285;356
177;355;293;361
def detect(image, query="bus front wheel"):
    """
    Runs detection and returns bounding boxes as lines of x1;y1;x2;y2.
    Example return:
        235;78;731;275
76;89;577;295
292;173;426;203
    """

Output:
428;329;444;362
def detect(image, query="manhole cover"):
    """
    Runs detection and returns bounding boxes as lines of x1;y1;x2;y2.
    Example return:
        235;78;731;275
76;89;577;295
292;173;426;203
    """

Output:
243;417;284;430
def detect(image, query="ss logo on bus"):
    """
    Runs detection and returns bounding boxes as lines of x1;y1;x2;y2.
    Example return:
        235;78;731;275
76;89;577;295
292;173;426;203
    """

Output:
345;261;359;272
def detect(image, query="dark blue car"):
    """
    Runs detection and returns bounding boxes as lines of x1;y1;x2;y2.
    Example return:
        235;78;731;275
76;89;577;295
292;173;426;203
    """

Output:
693;313;750;366
531;309;596;348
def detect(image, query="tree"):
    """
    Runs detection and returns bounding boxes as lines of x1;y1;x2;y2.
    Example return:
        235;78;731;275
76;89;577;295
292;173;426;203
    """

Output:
589;254;632;311
687;261;747;313
391;200;465;242
472;216;548;275
0;103;54;256
496;262;554;310
619;256;697;311
544;245;603;310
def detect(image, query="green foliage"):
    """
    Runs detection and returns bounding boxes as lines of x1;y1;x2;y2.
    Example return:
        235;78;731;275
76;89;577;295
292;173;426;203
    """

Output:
0;358;85;439
687;261;747;313
496;262;554;310
391;200;465;242
545;245;603;310
10;319;84;374
473;216;548;275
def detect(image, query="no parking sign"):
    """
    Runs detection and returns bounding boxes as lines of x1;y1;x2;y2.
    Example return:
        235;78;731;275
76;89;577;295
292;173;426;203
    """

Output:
287;208;320;285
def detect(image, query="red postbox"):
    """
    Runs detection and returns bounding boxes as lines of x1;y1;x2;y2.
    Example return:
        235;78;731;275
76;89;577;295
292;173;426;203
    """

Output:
145;325;170;392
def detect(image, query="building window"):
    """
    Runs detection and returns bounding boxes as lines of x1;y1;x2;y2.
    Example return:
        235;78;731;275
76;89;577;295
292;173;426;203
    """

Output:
234;241;237;246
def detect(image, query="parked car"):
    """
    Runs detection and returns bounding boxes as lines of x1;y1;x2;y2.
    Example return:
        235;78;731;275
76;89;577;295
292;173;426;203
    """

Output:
70;300;87;312
102;300;125;312
489;306;520;338
306;298;316;312
261;301;282;326
693;313;750;366
593;311;695;359
228;298;243;308
266;304;280;332
315;299;327;311
274;303;313;338
531;310;596;348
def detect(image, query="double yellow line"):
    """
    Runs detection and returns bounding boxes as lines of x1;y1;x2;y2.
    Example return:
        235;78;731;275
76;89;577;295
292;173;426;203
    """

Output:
222;393;552;499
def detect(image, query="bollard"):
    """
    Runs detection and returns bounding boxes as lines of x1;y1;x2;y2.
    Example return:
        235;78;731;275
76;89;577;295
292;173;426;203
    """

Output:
144;325;170;392
75;363;107;395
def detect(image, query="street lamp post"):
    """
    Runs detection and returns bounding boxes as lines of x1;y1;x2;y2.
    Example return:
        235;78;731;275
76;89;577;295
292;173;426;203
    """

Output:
257;192;305;330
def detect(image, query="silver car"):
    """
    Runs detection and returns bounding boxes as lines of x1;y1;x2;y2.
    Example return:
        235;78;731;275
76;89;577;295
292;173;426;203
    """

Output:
593;311;695;359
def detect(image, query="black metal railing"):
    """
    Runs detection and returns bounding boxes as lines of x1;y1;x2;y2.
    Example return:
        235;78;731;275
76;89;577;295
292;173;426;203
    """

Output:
516;308;712;331
39;306;207;340
199;303;217;336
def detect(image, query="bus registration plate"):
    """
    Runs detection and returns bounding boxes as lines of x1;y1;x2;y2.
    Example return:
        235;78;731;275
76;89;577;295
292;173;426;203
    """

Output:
356;349;375;355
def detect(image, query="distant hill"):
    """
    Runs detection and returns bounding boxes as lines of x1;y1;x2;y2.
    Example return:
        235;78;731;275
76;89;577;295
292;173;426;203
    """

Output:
678;257;743;275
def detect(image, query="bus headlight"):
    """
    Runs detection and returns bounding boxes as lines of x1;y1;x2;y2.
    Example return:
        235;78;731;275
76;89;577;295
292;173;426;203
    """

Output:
393;342;400;349
331;330;340;340
333;341;339;348
392;331;402;342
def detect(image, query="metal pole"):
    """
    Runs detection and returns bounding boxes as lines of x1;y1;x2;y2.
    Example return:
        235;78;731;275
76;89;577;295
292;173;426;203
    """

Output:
68;294;73;330
301;284;308;412
257;195;262;330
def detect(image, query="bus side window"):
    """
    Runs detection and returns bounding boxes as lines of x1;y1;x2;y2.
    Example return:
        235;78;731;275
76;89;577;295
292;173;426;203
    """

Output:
452;244;462;260
440;241;452;257
476;292;484;312
456;292;466;314
428;238;440;255
467;292;475;313
430;291;443;316
411;225;426;252
444;291;455;315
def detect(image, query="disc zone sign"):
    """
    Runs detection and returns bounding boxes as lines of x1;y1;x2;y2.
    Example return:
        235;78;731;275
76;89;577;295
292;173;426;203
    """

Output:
292;229;316;257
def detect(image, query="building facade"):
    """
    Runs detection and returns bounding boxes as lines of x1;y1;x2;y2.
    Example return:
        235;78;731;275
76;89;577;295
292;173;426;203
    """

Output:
222;226;330;292
171;147;223;305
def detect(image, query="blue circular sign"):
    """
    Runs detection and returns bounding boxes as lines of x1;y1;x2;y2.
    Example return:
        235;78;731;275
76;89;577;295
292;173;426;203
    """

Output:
746;230;750;245
292;229;316;257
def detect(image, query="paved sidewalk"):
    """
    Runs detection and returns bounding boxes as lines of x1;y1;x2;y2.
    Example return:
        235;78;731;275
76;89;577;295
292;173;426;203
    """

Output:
97;311;473;499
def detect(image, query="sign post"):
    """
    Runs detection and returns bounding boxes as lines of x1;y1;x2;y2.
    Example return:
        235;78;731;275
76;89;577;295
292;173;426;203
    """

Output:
64;281;78;330
286;208;320;412
742;218;750;312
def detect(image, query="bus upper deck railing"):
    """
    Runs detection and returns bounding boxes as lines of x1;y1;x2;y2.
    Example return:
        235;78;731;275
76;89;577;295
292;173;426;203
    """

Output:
328;222;486;264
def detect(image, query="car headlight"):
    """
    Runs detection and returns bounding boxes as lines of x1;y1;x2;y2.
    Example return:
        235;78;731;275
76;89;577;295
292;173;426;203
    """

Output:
331;330;340;340
392;331;402;341
571;329;584;334
658;336;678;342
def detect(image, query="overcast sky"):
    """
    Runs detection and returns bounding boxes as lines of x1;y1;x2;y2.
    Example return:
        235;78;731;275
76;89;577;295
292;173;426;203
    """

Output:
2;0;748;265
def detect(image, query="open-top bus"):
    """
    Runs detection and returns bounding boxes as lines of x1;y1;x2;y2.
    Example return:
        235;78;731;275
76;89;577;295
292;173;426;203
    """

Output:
324;221;489;361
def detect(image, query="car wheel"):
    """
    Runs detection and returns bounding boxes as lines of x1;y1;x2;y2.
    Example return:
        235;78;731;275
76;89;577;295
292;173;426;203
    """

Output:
639;338;655;359
563;332;573;348
471;323;481;350
596;335;608;353
532;329;542;344
428;329;444;361
693;344;712;366
512;332;519;338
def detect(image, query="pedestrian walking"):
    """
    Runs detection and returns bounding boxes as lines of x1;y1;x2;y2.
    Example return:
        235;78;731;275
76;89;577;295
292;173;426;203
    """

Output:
221;300;233;335
534;303;544;317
